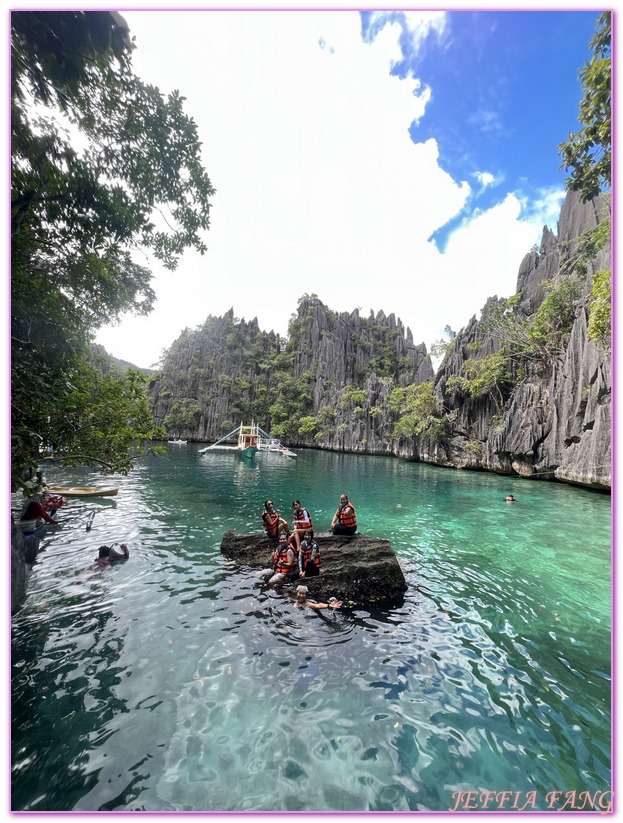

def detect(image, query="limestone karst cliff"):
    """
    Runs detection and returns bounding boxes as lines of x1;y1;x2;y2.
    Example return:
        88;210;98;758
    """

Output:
148;303;434;453
147;189;610;490
421;190;610;489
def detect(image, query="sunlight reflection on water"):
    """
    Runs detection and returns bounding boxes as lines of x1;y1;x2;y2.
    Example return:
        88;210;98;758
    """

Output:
11;445;611;811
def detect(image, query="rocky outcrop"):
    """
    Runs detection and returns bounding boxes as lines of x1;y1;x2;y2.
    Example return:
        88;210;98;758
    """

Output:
146;189;610;490
11;519;39;613
221;530;408;605
422;190;610;489
148;303;434;453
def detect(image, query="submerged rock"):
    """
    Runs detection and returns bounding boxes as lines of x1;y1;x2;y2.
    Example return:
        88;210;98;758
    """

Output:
11;519;39;613
220;530;408;605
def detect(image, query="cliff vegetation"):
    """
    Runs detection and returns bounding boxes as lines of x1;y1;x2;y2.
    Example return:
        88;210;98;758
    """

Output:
148;189;610;490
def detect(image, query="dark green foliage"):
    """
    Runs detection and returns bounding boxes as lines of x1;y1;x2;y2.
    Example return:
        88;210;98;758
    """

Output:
164;401;203;435
559;11;611;200
13;360;166;489
446;351;514;411
388;382;446;441
587;269;611;352
11;11;214;487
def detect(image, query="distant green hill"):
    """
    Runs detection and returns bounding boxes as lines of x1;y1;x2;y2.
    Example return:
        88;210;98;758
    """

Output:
90;343;154;377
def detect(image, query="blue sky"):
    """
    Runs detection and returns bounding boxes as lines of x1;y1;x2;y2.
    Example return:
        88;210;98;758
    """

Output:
362;10;596;249
93;8;602;369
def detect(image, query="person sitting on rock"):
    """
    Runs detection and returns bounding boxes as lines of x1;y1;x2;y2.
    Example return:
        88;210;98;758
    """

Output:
331;494;357;535
298;530;320;578
291;500;313;551
290;585;342;610
260;533;298;585
261;500;290;539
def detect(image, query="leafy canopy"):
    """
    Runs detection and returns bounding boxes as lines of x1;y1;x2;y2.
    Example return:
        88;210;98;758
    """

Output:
558;11;611;200
11;11;214;488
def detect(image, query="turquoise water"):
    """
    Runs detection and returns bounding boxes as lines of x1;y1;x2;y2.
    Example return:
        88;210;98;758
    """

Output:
11;446;611;812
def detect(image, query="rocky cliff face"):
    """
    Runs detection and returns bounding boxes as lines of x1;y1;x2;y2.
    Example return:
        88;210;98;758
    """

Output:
148;303;434;453
423;190;610;489
147;189;610;490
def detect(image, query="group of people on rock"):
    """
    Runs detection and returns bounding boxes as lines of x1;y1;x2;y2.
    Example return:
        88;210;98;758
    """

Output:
259;494;357;586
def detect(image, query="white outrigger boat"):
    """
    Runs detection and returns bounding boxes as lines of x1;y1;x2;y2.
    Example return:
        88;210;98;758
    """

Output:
257;435;297;458
199;423;296;459
199;423;261;459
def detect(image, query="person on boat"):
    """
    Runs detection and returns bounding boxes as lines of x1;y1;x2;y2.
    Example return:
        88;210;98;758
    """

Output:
290;585;342;610
298;530;320;578
260;533;298;585
331;494;357;535
35;471;47;489
261;500;290;539
505;494;517;503
291;500;313;550
20;497;59;526
95;544;129;566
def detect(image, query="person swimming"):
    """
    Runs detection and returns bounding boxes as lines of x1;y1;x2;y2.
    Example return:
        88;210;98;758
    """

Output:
95;543;129;565
291;585;342;610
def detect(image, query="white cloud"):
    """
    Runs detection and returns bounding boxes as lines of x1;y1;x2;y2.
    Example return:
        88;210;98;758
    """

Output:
95;11;543;369
474;170;497;189
516;185;567;232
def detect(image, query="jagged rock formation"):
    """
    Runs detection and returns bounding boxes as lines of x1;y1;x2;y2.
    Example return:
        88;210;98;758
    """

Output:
148;313;282;441
221;530;408;605
148;304;434;453
147;190;610;490
423;190;610;489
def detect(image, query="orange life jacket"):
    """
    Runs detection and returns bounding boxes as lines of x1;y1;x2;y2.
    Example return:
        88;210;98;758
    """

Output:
273;545;294;574
263;510;279;534
300;541;321;569
293;507;312;530
337;502;356;529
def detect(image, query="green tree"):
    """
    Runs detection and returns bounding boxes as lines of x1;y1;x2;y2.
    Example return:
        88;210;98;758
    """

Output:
389;381;446;441
11;11;214;488
14;362;165;489
587;268;611;352
558;11;611;200
446;352;513;411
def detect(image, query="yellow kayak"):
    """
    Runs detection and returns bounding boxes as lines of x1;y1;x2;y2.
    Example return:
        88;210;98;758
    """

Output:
46;486;118;497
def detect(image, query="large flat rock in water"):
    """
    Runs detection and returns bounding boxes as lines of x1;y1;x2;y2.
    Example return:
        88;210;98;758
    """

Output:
221;530;408;606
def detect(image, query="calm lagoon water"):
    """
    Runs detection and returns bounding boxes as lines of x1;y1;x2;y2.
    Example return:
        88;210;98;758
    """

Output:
11;445;611;812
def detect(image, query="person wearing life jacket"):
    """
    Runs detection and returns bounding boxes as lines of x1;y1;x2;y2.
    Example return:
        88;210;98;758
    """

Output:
260;533;298;584
291;500;313;550
298;530;320;578
261;499;290;538
331;494;357;535
20;496;59;526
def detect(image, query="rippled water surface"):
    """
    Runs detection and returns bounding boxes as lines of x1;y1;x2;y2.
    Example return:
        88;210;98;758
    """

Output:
11;446;611;812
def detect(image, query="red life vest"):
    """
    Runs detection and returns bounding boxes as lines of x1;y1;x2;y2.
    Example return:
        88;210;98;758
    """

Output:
273;545;294;574
293;507;313;530
263;510;279;534
300;541;321;569
337;502;356;529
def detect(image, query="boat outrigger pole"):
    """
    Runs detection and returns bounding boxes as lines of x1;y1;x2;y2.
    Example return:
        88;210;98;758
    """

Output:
209;425;244;448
